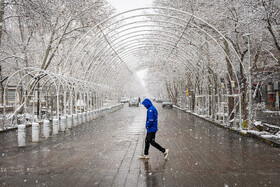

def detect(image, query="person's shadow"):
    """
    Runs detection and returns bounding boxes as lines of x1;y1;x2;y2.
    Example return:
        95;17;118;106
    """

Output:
142;159;167;186
144;159;150;172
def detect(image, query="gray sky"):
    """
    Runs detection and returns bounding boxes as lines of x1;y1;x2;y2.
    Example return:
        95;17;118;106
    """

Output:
107;0;154;97
108;0;153;12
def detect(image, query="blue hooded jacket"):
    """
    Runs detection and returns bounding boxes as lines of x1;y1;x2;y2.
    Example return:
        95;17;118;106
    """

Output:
142;98;158;133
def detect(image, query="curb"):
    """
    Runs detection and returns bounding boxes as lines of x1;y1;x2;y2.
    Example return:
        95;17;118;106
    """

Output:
0;123;32;134
0;127;18;133
173;106;280;148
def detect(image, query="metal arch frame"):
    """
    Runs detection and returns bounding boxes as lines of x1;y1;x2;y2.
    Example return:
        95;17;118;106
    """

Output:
70;14;241;95
63;7;246;83
3;68;60;126
91;38;199;83
84;31;207;85
93;32;205;69
53;75;76;116
94;24;241;94
39;72;81;117
15;72;59;117
61;8;245;124
36;74;80;107
96;43;198;86
121;46;205;81
62;77;88;114
2;7;249;128
91;24;232;79
4;68;60;104
74;20;199;77
99;40;220;85
25;74;61;120
95;40;228;90
62;8;193;70
71;40;231;112
112;47;234;121
60;9;243;126
83;27;201;80
95;44;197;87
2;67;110;128
72;20;207;81
64;79;93;114
101;49;209;95
40;77;64;116
20;71;72;118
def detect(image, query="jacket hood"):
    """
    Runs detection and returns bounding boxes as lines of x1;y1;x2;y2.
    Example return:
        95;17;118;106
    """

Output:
142;98;153;109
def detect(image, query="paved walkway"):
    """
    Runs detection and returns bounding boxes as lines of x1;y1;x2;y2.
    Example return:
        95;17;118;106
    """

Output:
1;103;280;186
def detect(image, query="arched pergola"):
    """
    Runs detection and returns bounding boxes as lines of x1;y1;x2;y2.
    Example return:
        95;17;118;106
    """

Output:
2;7;251;138
62;7;246;126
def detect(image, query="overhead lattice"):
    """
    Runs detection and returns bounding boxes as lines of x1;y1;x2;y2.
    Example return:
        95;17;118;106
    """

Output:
62;7;245;95
2;7;250;130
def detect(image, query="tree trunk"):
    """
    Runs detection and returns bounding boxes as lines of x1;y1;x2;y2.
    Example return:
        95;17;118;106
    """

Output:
0;0;4;105
166;81;178;106
224;39;235;120
191;90;195;112
240;62;248;120
0;0;4;46
0;66;4;105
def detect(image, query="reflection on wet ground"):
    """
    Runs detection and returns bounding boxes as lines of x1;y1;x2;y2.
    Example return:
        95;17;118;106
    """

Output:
0;103;280;186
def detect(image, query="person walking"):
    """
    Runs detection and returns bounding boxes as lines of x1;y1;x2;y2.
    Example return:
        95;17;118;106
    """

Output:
139;98;169;160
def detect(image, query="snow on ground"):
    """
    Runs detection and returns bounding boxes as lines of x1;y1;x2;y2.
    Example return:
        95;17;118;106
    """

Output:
176;106;280;142
1;106;280;142
263;110;280;114
262;122;280;129
261;134;280;139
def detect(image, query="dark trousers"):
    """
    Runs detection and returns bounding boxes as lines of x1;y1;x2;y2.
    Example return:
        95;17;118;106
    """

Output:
144;132;165;155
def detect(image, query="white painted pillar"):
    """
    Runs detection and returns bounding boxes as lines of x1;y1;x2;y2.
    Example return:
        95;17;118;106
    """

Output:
90;111;92;121
18;124;26;147
60;116;66;132
93;110;97;120
43;120;50;138
73;114;78;127
86;111;90;122
83;112;86;123
78;113;83;125
53;118;59;135
67;115;72;129
32;122;39;142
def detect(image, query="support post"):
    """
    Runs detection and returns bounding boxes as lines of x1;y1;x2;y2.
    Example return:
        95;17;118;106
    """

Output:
32;122;39;142
43;120;50;138
18;124;26;147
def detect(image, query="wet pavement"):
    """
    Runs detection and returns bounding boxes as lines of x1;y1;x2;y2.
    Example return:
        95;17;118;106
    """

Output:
0;103;280;187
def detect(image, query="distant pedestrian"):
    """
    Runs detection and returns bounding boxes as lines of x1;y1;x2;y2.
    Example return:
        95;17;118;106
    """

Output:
139;98;169;160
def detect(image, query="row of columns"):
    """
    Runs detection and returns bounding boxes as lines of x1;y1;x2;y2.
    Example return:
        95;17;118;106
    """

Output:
183;94;241;127
18;104;124;147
